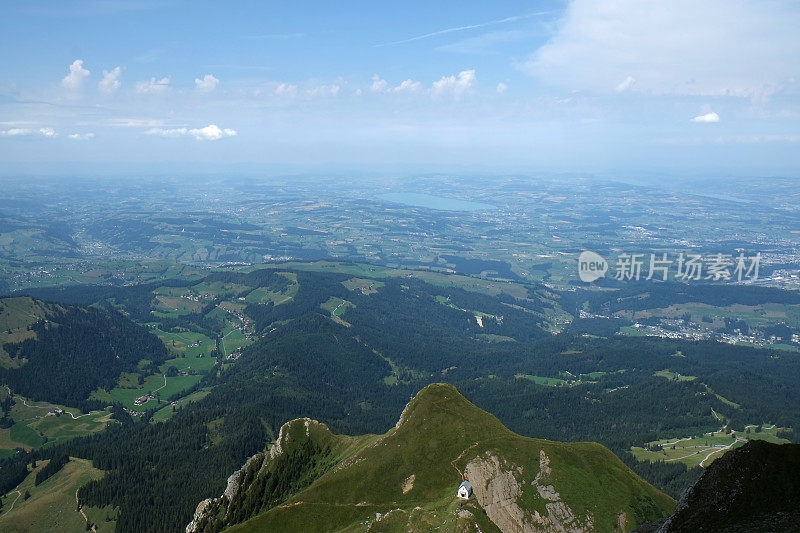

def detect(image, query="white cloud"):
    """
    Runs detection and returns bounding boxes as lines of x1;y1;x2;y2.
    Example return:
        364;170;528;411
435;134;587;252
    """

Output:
0;128;33;137
432;69;476;98
0;127;57;137
68;132;95;140
371;75;388;93
274;83;298;97
145;124;237;141
190;124;236;140
61;59;90;91
394;79;423;93
615;76;635;92
496;82;508;94
690;112;720;123
99;67;122;94
372;75;422;94
524;0;800;98
195;74;219;92
135;76;170;94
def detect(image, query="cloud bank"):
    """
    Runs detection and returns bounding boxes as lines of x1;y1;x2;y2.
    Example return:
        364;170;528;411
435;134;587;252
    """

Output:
524;0;800;98
0;127;57;137
146;124;237;140
432;69;476;98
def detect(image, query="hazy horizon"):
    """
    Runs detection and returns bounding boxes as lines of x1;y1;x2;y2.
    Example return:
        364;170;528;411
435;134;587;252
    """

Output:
2;0;800;176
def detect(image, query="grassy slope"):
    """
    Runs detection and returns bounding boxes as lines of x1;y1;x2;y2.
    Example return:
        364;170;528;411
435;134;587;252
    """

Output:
0;297;60;368
0;457;113;533
231;384;674;532
0;389;111;455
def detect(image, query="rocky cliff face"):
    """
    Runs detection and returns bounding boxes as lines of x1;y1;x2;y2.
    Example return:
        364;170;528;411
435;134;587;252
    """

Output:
636;440;800;533
465;450;595;533
186;417;328;533
186;450;266;533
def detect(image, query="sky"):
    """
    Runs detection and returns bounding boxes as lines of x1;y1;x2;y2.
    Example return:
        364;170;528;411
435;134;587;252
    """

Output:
1;0;800;177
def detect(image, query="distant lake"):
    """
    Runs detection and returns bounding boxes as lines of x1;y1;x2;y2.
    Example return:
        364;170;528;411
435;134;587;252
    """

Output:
378;192;495;211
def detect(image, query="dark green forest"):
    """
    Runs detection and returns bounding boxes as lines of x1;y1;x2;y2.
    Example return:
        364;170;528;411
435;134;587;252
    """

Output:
1;305;168;409
1;269;799;531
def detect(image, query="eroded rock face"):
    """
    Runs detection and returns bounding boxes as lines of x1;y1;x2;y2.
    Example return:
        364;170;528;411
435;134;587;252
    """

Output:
186;452;267;533
464;450;594;533
185;497;217;533
186;418;306;533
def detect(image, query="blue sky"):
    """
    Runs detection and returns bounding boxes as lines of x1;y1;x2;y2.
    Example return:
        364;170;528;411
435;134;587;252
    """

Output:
2;0;800;177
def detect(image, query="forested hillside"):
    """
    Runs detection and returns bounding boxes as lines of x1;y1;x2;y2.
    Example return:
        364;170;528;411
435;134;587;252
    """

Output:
0;297;168;408
0;268;797;531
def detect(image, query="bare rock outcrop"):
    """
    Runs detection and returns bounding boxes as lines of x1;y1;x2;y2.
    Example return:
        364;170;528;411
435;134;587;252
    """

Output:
186;417;320;533
465;450;594;533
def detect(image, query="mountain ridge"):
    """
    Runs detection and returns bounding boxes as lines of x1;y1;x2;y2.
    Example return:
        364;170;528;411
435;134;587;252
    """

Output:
188;383;674;532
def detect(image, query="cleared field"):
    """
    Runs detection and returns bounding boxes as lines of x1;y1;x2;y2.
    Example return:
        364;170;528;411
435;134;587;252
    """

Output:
155;329;215;360
153;294;204;315
476;333;516;342
9;422;45;448
150;388;212;423
190;281;250;298
244;287;293;305
92;370;203;411
342;277;384;295
654;369;696;382
622;302;800;330
0;297;58;368
515;374;567;387
0;457;112;533
618;326;651;337
254;261;531;299
221;328;251;356
0;394;111;454
320;297;355;327
28;411;111;449
321;297;354;317
89;326;215;412
631;426;789;468
219;300;247;314
245;274;299;305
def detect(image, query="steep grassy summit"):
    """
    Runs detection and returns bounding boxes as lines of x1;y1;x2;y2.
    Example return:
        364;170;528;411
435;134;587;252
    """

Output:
188;383;673;532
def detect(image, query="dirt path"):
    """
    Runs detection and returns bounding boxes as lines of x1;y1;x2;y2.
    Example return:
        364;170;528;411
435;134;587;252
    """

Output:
5;489;22;512
220;326;239;356
7;386;101;421
699;438;741;467
661;436;692;447
76;488;96;532
451;442;480;478
664;446;718;462
152;374;168;393
332;300;347;316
